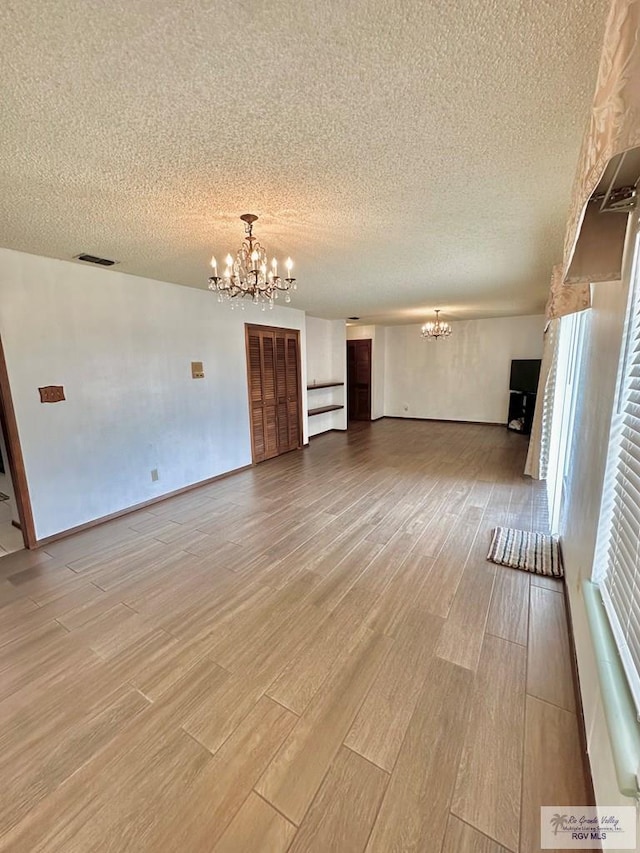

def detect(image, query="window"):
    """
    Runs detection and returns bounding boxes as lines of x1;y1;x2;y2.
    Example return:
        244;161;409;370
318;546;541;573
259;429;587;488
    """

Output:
594;222;640;715
547;310;589;533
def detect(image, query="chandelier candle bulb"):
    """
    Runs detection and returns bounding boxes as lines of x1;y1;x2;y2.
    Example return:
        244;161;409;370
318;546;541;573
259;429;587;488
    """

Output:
210;256;217;272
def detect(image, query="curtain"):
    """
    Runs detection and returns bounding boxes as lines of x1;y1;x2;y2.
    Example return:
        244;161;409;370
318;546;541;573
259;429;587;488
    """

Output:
525;319;560;480
564;200;631;284
545;264;591;321
527;261;590;480
562;0;640;285
527;0;639;478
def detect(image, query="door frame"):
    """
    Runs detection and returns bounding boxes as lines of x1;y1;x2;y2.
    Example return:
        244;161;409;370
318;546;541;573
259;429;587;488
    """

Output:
0;337;36;549
244;324;304;463
347;338;372;421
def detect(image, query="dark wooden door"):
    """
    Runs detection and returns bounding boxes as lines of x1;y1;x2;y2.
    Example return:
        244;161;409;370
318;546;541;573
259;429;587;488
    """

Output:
347;339;372;421
246;325;302;463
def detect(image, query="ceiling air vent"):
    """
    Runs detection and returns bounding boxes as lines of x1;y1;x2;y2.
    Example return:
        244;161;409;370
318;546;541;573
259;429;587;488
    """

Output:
74;253;118;267
348;316;360;320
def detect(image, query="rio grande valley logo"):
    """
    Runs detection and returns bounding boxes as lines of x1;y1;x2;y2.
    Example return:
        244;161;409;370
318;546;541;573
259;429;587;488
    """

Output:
541;807;636;849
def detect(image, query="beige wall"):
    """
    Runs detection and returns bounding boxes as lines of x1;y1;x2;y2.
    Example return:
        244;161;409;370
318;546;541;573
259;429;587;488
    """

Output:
384;316;544;423
0;248;308;540
306;316;347;437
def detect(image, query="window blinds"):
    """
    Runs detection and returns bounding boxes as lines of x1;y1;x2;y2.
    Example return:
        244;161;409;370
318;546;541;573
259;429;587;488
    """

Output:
539;320;559;481
599;240;640;716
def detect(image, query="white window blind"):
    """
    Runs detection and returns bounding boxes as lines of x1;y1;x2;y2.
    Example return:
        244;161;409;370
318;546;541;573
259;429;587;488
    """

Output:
547;311;589;533
597;227;640;716
539;319;559;480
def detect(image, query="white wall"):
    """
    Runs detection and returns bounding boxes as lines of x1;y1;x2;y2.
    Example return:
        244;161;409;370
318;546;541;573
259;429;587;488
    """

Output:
384;315;545;423
561;270;636;812
0;248;308;541
305;316;347;437
373;327;386;420
346;324;385;420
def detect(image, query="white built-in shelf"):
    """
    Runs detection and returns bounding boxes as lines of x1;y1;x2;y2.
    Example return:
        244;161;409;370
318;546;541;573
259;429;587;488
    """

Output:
308;405;345;416
307;381;345;390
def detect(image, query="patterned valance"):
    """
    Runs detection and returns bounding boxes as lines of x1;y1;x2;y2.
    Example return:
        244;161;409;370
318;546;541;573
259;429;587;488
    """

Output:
546;264;591;322
563;0;640;285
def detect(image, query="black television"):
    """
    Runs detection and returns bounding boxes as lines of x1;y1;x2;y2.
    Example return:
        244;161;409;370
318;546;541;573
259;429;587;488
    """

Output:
510;359;541;394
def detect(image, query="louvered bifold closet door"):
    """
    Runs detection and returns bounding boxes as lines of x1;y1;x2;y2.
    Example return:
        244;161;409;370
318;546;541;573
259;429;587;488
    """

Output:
275;334;291;451
285;333;301;452
260;332;279;460
601;272;640;708
246;328;279;463
246;325;301;463
247;330;267;461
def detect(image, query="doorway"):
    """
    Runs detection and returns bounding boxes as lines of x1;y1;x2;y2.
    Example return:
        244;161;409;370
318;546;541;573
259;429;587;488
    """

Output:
245;324;303;463
0;423;23;556
347;339;372;421
0;337;35;550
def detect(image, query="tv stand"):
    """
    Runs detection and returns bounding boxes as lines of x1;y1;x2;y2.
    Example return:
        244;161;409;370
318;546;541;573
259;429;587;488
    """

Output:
507;390;536;435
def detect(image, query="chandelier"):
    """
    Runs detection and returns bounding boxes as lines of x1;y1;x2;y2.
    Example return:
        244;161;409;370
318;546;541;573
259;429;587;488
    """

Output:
208;213;296;309
421;309;452;340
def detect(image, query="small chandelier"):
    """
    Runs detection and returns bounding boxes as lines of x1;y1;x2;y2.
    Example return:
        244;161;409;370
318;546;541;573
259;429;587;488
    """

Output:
208;213;296;309
421;309;452;340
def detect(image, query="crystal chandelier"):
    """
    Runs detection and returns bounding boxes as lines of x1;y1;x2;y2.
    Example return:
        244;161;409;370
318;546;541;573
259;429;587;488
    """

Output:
208;213;296;309
421;309;452;340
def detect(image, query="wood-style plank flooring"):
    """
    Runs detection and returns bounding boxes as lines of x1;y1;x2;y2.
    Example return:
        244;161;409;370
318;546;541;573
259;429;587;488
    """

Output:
0;420;590;852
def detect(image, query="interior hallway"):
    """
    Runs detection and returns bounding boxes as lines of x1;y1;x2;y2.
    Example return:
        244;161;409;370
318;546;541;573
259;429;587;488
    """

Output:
0;420;590;852
0;498;24;557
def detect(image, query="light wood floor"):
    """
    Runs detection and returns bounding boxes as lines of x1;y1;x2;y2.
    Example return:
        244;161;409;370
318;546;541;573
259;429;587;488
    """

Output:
0;420;590;852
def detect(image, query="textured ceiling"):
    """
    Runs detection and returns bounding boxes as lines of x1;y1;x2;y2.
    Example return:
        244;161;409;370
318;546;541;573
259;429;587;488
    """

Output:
0;0;608;324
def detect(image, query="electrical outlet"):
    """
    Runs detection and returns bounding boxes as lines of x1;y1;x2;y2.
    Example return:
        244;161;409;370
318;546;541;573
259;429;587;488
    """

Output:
151;468;159;482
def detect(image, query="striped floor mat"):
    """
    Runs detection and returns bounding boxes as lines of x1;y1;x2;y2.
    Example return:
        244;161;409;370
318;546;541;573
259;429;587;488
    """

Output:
487;527;563;578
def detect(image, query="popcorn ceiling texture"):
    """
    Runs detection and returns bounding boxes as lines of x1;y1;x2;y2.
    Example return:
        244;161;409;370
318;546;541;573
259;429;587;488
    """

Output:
0;0;608;323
